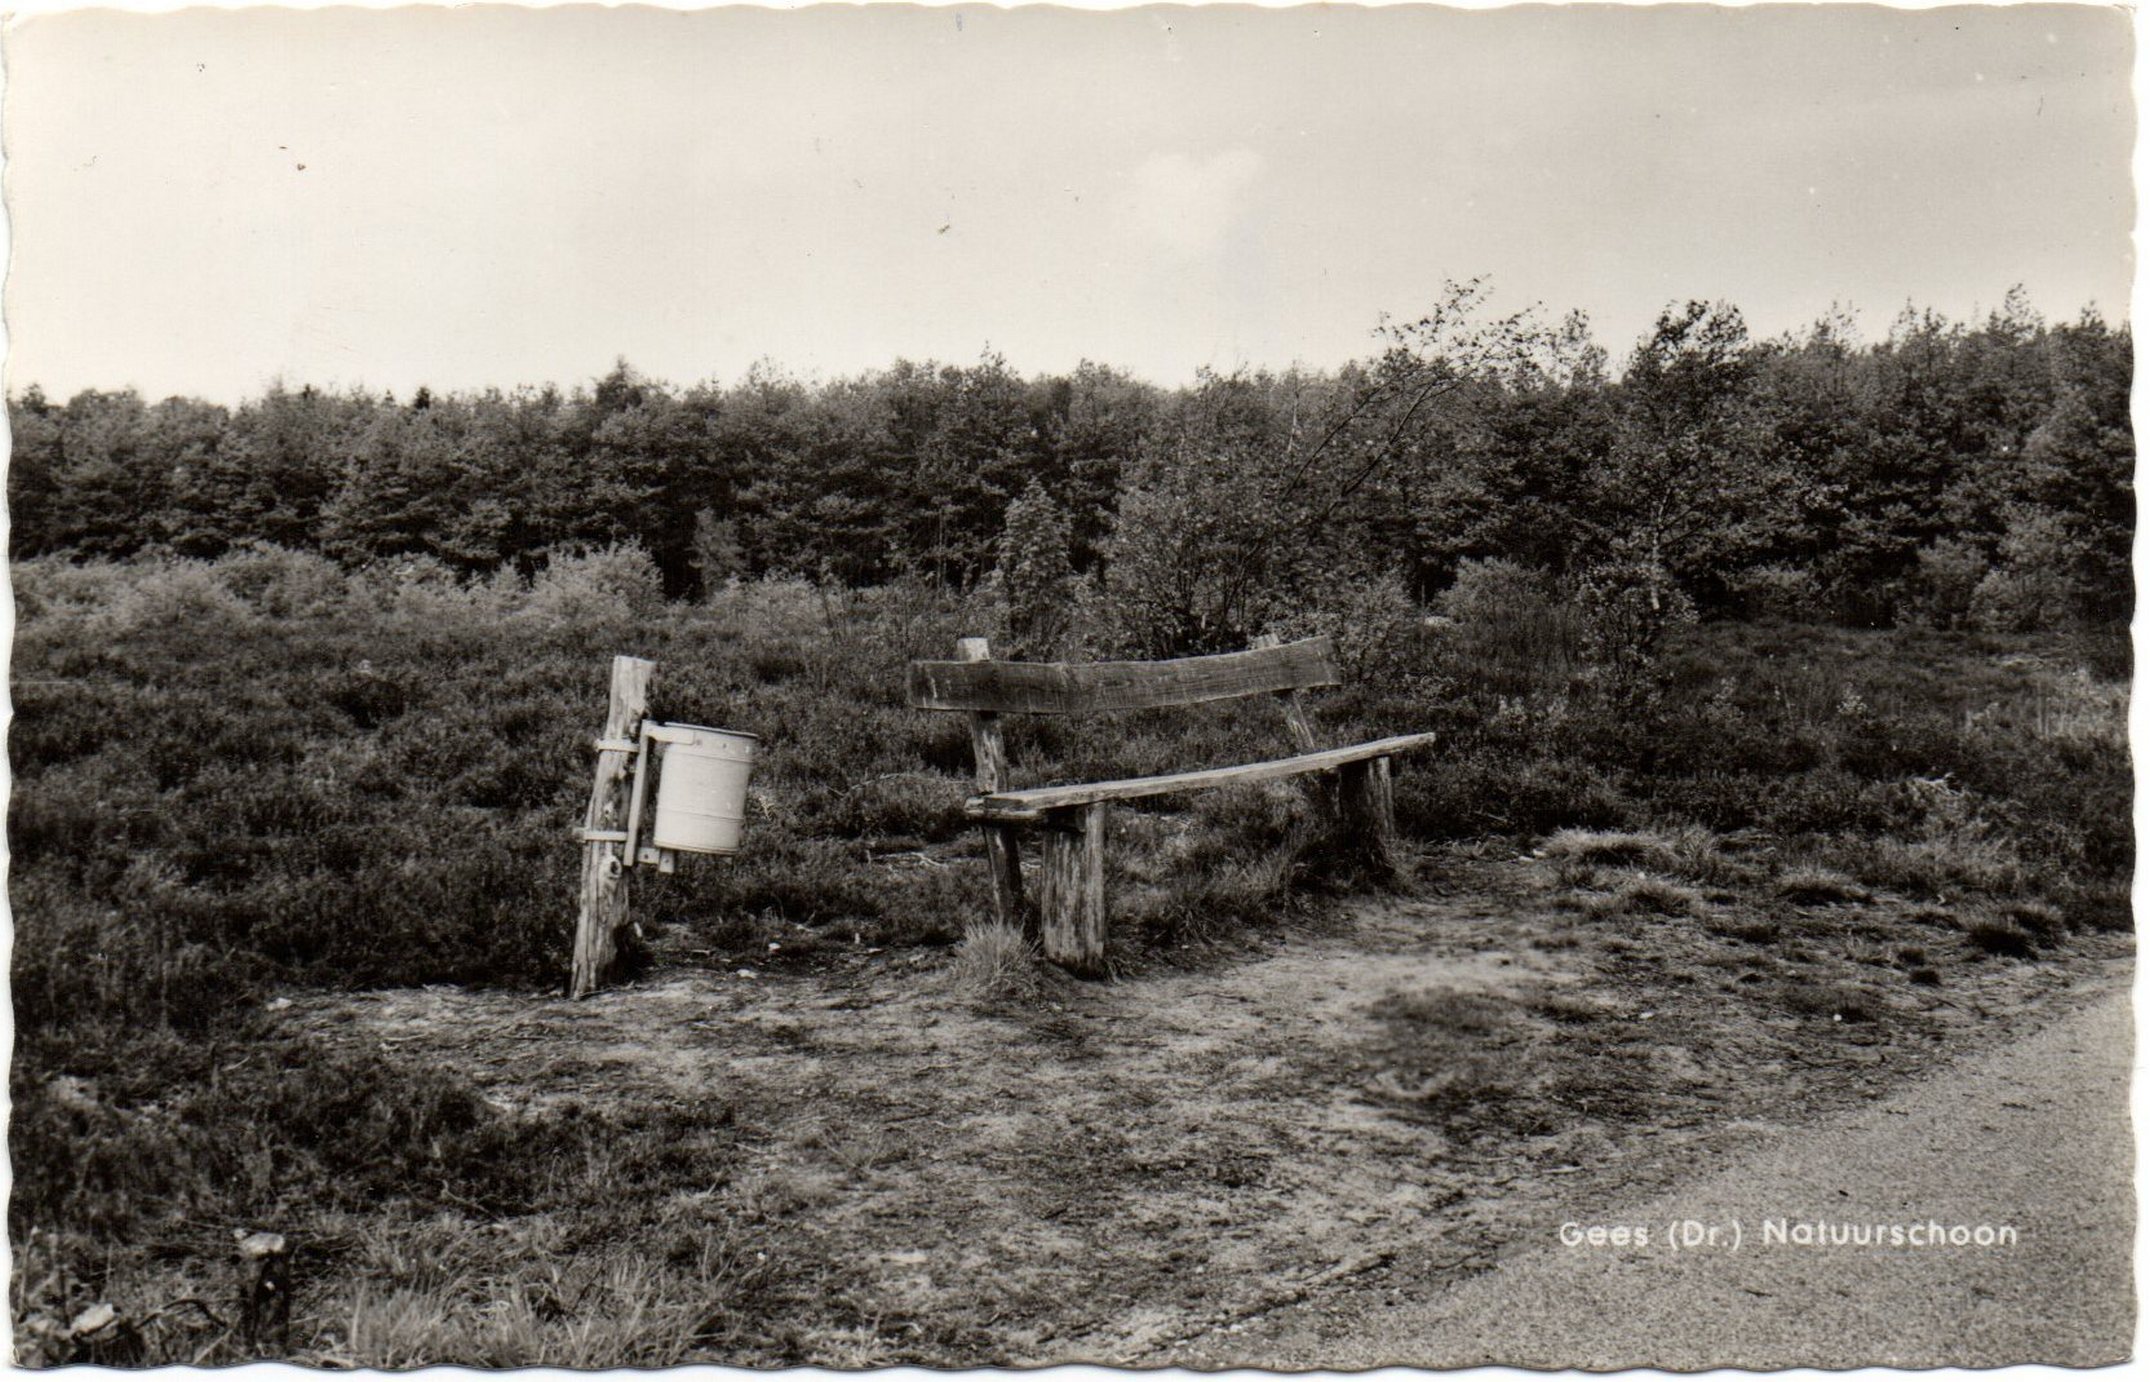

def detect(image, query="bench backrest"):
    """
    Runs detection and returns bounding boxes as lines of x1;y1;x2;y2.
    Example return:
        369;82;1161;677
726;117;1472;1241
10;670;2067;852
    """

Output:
906;636;1340;716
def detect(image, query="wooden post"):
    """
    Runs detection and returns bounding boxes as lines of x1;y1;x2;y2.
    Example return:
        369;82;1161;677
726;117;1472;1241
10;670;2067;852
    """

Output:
959;638;1029;936
1252;632;1334;813
1338;755;1401;877
572;655;655;999
1038;801;1107;977
1251;633;1320;753
235;1231;292;1353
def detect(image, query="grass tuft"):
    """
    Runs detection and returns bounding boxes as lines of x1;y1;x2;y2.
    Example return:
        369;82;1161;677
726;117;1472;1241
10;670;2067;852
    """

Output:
1707;916;1781;945
1774;866;1871;906
1584;874;1702;919
1965;916;2039;959
1776;980;1880;1023
946;924;1045;1005
2000;899;2066;943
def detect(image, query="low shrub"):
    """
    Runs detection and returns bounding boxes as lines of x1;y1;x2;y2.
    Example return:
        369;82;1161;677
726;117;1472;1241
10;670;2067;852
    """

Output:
1395;750;1631;840
10;556;2130;1306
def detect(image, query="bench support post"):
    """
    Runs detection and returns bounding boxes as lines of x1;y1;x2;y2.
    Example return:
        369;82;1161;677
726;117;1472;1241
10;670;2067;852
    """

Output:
959;637;1029;937
1339;755;1401;877
1038;802;1107;977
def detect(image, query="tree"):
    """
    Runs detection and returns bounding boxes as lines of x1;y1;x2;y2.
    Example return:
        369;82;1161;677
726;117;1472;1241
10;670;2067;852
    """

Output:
1104;281;1569;653
1586;301;1788;609
992;480;1077;656
1035;361;1159;571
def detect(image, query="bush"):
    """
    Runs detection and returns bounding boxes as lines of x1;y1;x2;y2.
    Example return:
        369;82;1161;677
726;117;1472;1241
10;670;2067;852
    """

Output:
213;543;354;618
1096;451;1273;656
95;559;254;636
1394;749;1631;840
1262;569;1428;686
1969;569;2075;634
1968;509;2087;633
1727;564;1823;623
1433;558;1574;694
524;542;665;624
1907;539;1990;629
1572;559;1697;677
1966;917;2039;959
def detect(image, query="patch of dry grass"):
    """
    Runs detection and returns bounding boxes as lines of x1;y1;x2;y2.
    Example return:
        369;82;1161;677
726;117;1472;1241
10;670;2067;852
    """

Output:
1774;979;1882;1024
2000;899;2067;943
1774;866;1872;906
1541;826;1742;888
947;923;1046;1005
1582;874;1704;919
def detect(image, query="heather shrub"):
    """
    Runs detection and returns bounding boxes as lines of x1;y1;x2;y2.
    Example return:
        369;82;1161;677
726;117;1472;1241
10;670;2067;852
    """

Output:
95;558;252;635
11;553;140;621
212;542;353;618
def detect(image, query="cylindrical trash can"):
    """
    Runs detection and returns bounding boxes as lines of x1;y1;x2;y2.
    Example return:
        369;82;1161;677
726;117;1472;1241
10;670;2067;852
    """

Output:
651;724;758;854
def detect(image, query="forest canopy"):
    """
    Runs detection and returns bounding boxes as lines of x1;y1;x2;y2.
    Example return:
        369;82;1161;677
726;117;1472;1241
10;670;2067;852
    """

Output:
9;285;2131;647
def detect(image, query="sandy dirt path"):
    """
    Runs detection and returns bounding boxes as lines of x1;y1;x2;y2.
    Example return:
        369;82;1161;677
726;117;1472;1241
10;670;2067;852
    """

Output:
1162;976;2134;1369
298;852;2131;1366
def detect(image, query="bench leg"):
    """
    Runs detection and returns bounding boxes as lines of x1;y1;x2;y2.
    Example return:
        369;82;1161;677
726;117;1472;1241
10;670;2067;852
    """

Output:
1339;755;1401;877
981;824;1028;937
1038;802;1107;977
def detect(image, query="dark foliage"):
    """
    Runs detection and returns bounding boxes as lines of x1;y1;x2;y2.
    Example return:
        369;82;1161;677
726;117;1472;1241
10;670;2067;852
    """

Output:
9;290;2130;630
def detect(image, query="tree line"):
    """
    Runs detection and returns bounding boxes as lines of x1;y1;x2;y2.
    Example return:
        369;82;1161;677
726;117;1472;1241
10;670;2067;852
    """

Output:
9;282;2130;647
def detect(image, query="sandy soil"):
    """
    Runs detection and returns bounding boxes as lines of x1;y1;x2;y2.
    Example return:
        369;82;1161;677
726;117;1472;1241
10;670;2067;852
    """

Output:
1178;983;2133;1369
293;850;2130;1366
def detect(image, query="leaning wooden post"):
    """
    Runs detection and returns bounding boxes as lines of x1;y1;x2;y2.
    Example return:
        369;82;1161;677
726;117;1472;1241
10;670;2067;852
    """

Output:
1250;633;1320;753
959;637;1029;937
1338;755;1401;878
1038;801;1107;977
572;655;656;999
1252;631;1331;813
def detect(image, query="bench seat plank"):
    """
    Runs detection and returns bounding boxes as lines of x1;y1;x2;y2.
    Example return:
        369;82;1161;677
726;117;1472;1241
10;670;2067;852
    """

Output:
966;732;1438;821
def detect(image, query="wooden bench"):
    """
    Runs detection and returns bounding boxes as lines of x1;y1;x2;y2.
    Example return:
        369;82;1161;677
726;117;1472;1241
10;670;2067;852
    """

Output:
907;634;1436;976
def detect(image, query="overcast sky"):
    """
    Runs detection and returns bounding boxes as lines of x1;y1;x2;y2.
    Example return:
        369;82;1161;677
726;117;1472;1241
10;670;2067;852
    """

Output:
2;4;2134;402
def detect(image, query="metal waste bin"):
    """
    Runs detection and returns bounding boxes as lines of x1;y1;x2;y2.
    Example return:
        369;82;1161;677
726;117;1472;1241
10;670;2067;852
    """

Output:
649;724;758;854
